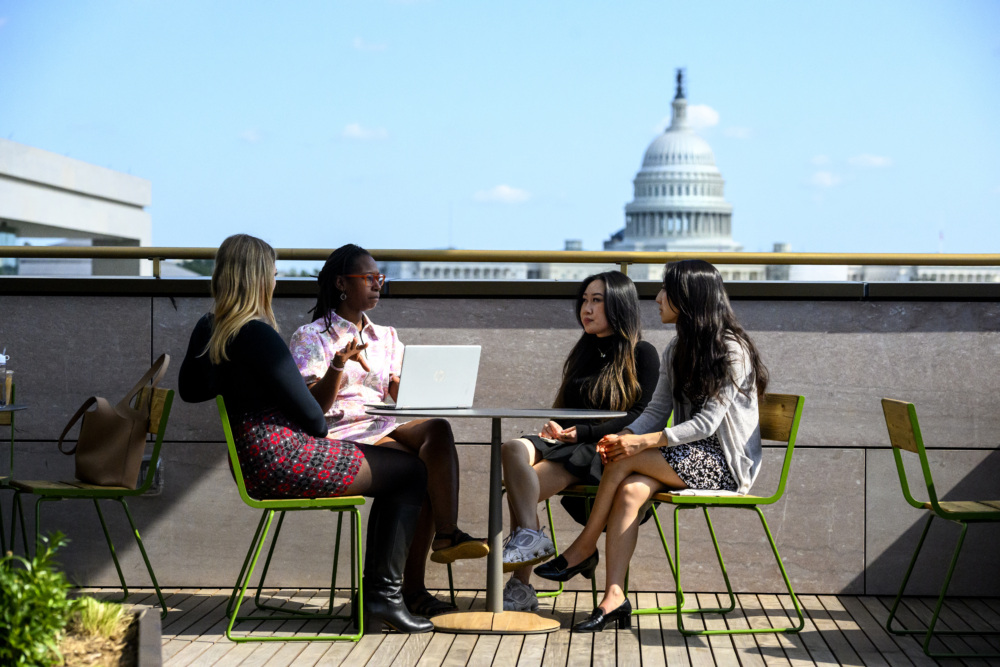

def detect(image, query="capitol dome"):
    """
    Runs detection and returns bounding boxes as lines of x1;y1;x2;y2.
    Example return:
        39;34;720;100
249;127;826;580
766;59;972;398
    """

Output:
605;70;741;257
641;128;717;168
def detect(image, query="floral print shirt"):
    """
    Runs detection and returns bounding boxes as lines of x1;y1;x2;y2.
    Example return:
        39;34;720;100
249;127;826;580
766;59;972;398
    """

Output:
289;313;404;444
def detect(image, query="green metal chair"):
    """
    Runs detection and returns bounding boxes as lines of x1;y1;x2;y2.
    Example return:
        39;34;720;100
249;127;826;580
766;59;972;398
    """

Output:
10;386;172;618
881;398;1000;659
1;383;16;553
217;395;365;643
641;393;806;636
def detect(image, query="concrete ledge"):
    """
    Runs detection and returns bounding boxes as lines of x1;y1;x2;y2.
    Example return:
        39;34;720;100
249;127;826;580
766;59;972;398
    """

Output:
1;276;998;301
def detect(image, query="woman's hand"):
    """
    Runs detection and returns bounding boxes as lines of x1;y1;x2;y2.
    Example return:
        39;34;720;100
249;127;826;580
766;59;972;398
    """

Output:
333;339;370;373
539;421;563;440
387;374;400;402
555;426;578;443
597;433;652;464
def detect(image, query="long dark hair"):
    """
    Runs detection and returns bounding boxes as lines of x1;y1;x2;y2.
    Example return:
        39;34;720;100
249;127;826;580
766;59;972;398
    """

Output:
554;271;643;412
663;260;768;405
309;243;372;332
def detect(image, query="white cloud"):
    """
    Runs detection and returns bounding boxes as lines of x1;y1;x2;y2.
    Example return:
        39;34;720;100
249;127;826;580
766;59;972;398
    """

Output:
811;171;841;188
342;123;388;140
811;154;831;166
240;129;262;143
848;153;892;168
473;185;531;204
687;104;720;129
655;104;721;132
724;126;752;139
352;37;387;52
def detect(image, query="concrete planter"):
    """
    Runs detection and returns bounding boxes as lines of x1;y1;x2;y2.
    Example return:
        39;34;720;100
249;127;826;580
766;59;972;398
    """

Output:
135;609;162;667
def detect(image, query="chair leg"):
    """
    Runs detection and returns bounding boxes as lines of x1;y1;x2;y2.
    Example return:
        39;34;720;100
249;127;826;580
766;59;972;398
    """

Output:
675;505;803;635
10;490;30;555
252;510;290;613
252;509;351;619
581;495;599;609
227;509;277;641
227;508;363;642
226;511;270;617
635;501;739;617
535;498;565;599
117;498;168;619
446;563;457;607
90;499;129;605
0;492;6;553
887;515;999;658
886;512;933;637
752;505;804;633
328;511;343;615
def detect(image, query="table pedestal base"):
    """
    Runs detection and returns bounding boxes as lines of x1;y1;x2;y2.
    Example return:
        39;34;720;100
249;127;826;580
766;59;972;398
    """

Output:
431;610;560;634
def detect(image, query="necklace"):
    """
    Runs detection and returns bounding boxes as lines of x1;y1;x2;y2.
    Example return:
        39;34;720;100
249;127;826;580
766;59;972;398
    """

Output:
598;349;607;358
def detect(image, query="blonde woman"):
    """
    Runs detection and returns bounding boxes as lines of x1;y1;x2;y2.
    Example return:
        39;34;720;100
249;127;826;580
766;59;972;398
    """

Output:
179;234;433;633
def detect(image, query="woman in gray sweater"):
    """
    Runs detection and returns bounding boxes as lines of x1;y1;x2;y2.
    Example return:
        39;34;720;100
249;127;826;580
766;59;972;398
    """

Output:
535;259;769;633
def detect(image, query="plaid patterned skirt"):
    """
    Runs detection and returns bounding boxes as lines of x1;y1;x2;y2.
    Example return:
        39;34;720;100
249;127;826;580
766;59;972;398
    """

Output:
234;409;365;499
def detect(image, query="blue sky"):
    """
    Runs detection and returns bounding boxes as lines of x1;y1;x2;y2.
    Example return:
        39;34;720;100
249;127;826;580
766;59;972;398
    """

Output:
2;0;998;260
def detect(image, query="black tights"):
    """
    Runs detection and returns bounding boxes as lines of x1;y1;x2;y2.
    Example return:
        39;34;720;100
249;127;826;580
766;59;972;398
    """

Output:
348;443;426;509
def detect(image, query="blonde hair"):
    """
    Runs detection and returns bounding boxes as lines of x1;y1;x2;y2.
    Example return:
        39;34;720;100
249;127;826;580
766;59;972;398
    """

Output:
206;234;278;364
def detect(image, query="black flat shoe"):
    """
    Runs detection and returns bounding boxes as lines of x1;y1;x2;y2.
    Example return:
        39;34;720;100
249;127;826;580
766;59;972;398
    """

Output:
573;598;632;632
533;550;598;582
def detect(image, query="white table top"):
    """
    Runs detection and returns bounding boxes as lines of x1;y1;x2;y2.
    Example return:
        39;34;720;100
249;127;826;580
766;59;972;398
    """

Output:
366;407;625;420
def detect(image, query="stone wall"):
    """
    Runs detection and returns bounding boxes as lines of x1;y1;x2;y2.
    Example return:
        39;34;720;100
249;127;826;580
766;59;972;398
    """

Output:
1;279;998;596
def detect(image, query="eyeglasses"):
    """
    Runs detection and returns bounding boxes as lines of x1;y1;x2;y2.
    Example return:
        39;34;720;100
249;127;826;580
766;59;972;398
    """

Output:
344;273;386;288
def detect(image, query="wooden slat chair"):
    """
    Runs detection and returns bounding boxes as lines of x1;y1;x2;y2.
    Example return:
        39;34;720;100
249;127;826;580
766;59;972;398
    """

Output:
881;398;1000;659
640;392;806;635
10;386;173;618
217;395;365;643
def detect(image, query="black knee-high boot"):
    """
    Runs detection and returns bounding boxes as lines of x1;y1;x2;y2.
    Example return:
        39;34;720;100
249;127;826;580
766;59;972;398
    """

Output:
363;498;434;633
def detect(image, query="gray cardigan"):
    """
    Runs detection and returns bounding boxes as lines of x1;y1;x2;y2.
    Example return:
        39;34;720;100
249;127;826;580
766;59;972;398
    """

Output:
627;337;762;494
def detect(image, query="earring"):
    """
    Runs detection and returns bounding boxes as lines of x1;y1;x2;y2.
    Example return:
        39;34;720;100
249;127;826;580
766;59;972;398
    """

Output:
340;292;347;301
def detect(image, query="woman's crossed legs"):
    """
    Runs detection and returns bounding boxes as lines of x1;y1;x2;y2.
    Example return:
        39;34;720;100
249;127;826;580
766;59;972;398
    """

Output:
557;448;685;613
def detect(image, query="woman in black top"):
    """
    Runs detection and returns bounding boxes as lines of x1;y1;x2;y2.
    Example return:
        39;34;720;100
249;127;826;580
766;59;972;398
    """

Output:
499;271;659;612
179;234;432;634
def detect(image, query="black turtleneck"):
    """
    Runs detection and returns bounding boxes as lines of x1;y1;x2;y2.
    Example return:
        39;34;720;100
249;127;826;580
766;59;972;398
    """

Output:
555;337;660;442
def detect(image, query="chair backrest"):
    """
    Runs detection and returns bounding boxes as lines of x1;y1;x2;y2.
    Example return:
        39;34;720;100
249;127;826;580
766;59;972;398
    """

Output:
757;393;805;503
133;386;174;493
0;383;13;426
216;394;262;508
881;398;938;511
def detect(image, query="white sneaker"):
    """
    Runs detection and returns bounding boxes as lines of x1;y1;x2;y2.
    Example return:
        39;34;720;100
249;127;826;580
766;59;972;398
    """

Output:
503;577;539;612
502;527;556;572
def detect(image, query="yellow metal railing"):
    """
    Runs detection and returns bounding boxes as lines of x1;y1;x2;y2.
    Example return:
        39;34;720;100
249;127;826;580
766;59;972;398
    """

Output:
1;246;999;278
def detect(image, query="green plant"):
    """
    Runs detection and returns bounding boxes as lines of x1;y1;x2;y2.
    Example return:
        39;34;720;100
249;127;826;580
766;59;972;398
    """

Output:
68;596;128;639
0;533;79;666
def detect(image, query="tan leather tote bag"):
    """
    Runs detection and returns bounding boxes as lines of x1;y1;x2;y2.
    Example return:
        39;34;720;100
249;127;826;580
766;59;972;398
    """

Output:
58;354;170;488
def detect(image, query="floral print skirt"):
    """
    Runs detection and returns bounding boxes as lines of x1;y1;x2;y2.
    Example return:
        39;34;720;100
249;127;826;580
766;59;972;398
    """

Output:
659;434;738;492
234;409;365;500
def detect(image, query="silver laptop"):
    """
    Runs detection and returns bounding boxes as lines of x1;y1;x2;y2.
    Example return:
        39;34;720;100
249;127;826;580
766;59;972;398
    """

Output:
368;345;481;409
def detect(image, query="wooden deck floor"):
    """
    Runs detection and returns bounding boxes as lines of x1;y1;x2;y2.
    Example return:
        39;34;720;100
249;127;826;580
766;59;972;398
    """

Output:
101;588;1000;666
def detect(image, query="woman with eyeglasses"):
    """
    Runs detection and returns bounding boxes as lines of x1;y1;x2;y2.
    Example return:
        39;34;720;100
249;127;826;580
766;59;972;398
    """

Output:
179;234;432;633
290;243;486;619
